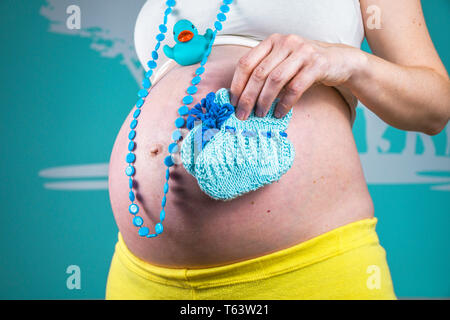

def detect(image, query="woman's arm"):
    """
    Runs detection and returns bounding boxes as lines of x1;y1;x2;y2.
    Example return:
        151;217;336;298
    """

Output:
348;0;449;135
229;0;450;135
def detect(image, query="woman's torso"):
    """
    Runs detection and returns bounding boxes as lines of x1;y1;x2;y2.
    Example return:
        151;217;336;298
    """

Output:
108;44;374;268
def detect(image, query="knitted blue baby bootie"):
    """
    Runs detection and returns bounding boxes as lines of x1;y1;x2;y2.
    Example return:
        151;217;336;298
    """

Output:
180;88;295;200
180;91;234;176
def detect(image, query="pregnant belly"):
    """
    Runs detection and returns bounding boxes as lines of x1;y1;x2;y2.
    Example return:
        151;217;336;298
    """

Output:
108;45;374;268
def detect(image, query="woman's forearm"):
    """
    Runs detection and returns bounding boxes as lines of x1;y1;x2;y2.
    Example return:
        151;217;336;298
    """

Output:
345;50;450;135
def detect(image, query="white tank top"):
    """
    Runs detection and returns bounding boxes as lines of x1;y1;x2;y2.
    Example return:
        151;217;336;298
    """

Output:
134;0;365;125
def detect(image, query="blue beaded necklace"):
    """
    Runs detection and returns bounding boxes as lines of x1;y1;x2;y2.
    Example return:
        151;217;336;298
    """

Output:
125;0;233;238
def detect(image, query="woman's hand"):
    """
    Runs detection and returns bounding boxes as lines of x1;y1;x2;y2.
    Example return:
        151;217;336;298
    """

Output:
230;33;363;120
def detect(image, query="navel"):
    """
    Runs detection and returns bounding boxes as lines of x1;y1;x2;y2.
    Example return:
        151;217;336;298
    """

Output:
149;143;163;157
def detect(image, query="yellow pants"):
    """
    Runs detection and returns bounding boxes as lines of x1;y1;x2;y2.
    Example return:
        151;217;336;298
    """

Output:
105;218;396;299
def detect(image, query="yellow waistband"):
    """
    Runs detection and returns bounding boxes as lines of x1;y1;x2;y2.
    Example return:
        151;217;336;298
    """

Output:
114;218;379;289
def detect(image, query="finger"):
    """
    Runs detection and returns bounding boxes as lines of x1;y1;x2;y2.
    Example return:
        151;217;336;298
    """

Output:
255;52;304;118
274;64;320;118
236;48;291;119
229;37;273;106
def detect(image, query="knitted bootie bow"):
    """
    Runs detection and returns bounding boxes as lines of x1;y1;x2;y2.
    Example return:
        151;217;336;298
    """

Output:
180;88;295;200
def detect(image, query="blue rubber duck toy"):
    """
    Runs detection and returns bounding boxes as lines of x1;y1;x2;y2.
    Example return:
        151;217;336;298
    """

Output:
163;19;213;66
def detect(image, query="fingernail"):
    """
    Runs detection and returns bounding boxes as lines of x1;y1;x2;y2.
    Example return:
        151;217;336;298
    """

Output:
255;109;264;117
274;111;282;118
236;109;245;120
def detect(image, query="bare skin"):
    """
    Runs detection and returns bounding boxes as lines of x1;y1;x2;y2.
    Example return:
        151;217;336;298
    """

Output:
109;46;373;268
108;0;449;268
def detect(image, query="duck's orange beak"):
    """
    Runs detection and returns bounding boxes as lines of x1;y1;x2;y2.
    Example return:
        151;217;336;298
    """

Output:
178;30;194;42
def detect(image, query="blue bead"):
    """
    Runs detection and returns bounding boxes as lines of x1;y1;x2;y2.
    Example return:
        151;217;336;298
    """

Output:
280;131;288;137
128;141;135;151
217;13;226;21
168;142;179;153
129;191;135;201
205;47;212;58
136;99;144;108
178;105;189;116
195;67;205;75
182;95;194;104
145;69;153;78
175;117;185;128
142;78;151;89
138;89;148;98
166;0;176;7
147;60;157;69
172;130;182;141
133;109;141;119
130;119;137;129
138;227;149;237
159;210;166;222
159;24;167;33
155;41;161;51
192;77;201;86
165;168;170;179
155;223;164;235
164;182;169;194
151;50;159;60
126;152;136;163
147;234;157;238
164;7;172;15
133;216;143;227
200;56;208;66
163;15;168;24
187;85;198;94
129;204;139;215
125;165;135;176
214;21;223;31
164;155;174;167
161;196;167;207
266;131;272;138
207;39;214;49
224;0;233;4
128;130;136;140
156;33;165;41
129;178;133;189
220;4;230;12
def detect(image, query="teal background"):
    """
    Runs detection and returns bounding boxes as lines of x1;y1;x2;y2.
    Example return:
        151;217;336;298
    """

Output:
0;1;448;299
